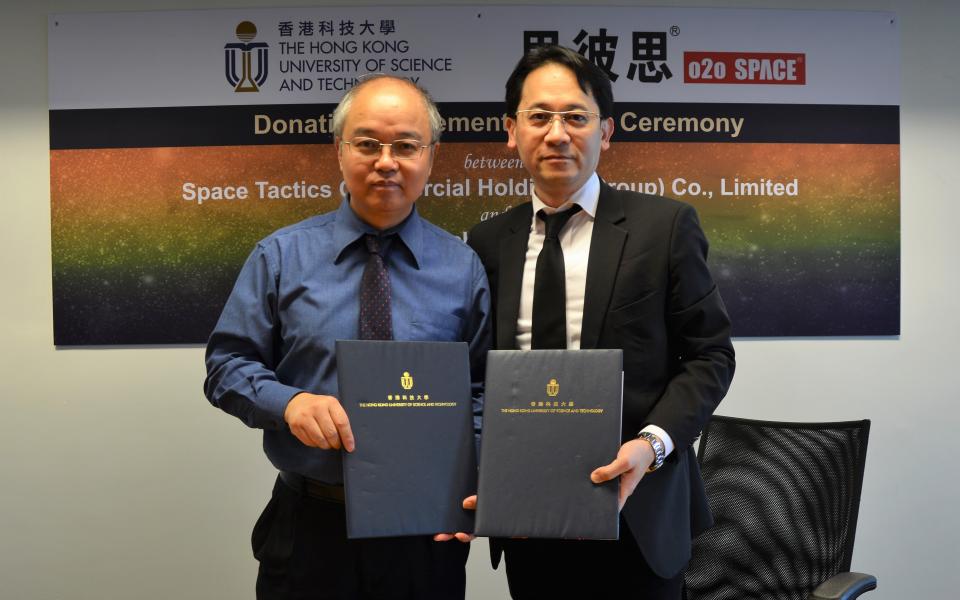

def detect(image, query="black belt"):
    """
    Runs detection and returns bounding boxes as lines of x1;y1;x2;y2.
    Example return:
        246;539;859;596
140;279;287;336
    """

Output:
279;471;345;503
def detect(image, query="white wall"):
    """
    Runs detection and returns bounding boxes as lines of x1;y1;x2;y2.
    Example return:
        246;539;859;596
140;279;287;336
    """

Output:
2;0;956;598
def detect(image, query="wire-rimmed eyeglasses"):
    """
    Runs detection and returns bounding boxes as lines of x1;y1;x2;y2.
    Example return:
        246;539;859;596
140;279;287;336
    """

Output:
515;109;600;131
341;136;430;160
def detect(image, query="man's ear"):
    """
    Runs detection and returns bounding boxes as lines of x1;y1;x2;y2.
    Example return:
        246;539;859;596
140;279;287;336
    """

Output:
505;117;518;150
600;117;614;151
335;137;344;169
427;142;439;176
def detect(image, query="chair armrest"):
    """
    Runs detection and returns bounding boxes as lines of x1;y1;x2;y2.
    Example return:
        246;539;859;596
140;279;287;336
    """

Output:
809;572;878;600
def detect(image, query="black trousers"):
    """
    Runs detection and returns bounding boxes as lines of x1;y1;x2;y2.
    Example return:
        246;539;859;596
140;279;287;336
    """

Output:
253;475;469;600
501;521;684;600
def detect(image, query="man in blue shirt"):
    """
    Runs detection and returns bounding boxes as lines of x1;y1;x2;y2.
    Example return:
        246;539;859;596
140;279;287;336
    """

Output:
204;75;491;600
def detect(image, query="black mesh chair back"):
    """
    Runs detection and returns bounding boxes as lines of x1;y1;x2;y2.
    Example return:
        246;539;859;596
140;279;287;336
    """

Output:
684;415;871;600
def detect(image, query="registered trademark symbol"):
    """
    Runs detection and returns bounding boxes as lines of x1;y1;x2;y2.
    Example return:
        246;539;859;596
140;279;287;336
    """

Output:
670;25;680;36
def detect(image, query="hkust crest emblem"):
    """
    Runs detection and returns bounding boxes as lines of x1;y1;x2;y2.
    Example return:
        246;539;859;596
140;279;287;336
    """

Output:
546;378;560;397
401;371;414;390
224;21;269;92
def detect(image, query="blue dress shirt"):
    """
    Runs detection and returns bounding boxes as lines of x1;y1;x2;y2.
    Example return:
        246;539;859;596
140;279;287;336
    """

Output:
204;199;491;484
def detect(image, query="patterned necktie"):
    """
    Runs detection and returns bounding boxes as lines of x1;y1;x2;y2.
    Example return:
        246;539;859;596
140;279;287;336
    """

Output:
531;204;582;349
359;234;393;340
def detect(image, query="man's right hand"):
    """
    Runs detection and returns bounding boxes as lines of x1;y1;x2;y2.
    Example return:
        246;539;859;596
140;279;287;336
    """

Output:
283;392;355;452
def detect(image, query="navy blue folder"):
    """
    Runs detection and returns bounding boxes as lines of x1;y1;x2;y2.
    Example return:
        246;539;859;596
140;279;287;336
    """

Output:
475;349;623;539
336;340;477;539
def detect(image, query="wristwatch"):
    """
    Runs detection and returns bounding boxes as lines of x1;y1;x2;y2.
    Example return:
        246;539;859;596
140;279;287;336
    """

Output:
637;431;665;472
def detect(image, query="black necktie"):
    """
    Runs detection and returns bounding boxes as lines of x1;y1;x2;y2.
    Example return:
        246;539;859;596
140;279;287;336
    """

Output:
359;234;393;340
531;205;582;349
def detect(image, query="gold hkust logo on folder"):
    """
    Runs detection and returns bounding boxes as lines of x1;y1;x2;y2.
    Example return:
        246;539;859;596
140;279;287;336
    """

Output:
546;378;559;397
401;371;414;390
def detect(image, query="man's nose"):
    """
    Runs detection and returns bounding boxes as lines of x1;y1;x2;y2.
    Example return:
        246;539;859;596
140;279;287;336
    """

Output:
374;145;399;170
544;115;571;144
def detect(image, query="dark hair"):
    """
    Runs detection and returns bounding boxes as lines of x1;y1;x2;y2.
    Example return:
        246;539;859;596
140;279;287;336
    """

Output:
504;45;614;119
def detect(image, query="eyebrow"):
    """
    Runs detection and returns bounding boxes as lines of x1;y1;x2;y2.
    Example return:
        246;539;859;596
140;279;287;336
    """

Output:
523;102;593;112
350;127;424;141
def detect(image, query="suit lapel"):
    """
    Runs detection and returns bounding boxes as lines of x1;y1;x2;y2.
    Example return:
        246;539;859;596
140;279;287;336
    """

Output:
581;183;628;349
496;205;533;349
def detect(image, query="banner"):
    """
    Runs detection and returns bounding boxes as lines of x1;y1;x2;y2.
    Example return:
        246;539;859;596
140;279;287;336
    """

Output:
49;6;900;344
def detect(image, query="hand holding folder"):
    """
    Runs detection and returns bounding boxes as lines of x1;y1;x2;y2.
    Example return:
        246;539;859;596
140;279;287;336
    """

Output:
283;392;356;452
590;438;657;511
433;495;478;543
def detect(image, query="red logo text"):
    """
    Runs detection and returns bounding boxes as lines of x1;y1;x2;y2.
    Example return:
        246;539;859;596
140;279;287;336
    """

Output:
684;52;806;85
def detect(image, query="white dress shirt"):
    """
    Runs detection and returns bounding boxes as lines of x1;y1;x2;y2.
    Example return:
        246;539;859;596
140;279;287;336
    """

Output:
516;173;674;457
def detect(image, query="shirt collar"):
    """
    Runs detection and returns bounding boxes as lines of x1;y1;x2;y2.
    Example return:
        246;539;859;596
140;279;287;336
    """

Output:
333;197;423;268
531;172;600;218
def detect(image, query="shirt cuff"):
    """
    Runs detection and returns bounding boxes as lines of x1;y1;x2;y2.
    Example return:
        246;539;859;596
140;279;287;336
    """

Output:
258;381;307;429
640;424;675;457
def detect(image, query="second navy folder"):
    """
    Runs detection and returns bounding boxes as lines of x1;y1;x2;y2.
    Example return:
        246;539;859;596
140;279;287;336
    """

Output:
475;349;623;540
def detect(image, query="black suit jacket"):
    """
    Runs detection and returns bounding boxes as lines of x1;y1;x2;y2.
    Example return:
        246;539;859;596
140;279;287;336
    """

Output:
467;181;735;578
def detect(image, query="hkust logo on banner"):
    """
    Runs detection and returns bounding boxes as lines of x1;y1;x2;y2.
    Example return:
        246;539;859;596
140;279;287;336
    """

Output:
225;21;269;92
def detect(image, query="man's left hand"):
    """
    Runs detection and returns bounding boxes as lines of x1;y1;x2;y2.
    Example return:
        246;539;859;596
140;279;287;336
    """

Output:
590;438;656;511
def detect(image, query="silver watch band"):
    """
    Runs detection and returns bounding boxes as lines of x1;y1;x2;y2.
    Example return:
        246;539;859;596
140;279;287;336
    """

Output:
638;431;665;472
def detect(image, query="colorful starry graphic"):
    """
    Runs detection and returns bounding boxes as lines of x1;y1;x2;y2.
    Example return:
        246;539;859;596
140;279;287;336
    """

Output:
603;143;900;336
50;142;899;343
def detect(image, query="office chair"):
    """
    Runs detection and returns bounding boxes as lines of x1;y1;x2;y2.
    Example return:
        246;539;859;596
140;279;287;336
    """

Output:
684;415;876;600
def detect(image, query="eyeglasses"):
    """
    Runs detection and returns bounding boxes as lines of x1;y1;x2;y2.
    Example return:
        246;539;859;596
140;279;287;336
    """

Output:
342;137;430;160
515;109;600;131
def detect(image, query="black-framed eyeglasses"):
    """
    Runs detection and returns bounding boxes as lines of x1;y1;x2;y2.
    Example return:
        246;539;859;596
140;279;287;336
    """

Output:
342;136;430;160
515;109;600;131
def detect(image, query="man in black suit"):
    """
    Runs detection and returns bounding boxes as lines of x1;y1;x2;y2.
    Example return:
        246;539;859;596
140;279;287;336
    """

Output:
465;46;735;599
